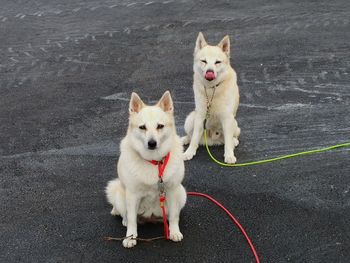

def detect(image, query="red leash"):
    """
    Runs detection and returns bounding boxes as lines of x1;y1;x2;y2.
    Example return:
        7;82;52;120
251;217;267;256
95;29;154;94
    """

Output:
148;152;171;240
149;154;260;262
187;192;260;263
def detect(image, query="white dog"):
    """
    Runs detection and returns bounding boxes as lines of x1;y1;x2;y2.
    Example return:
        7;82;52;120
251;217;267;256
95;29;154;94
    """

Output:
106;91;186;248
182;32;240;163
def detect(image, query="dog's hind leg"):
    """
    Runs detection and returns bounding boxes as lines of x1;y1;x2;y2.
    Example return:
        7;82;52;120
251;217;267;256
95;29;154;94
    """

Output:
233;118;241;138
233;118;240;147
181;135;191;145
111;207;119;216
202;128;229;146
233;137;239;147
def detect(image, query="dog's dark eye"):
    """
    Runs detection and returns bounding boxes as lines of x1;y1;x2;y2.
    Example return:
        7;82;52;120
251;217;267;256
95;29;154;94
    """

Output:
200;59;207;64
157;124;164;130
215;60;222;64
139;125;146;130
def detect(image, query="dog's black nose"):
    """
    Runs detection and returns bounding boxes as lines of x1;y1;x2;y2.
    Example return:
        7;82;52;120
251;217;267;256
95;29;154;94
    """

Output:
148;139;157;150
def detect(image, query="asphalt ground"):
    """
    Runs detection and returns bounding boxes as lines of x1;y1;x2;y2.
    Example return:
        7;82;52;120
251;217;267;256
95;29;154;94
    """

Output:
1;0;349;262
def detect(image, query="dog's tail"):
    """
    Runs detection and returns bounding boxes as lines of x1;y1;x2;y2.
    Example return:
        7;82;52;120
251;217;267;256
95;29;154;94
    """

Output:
105;179;125;215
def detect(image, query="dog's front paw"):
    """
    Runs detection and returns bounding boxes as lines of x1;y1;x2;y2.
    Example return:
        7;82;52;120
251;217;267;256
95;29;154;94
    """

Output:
123;235;137;248
233;138;239;147
169;231;183;242
183;149;196;161
224;154;237;164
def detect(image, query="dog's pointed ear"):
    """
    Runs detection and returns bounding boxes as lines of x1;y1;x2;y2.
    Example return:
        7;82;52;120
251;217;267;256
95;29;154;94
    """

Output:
218;35;230;57
195;32;207;54
157;91;173;113
129;92;144;114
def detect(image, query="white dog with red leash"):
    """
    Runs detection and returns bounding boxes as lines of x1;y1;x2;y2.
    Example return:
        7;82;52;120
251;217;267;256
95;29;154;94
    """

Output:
106;91;186;248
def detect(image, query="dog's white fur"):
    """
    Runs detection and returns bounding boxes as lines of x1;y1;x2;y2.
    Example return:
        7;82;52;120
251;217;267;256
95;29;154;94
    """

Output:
182;32;240;163
106;91;186;248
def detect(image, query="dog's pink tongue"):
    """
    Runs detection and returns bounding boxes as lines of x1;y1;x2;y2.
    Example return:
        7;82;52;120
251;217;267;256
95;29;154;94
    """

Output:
205;71;215;81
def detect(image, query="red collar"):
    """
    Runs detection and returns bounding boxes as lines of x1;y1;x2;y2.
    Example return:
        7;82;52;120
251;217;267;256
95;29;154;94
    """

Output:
148;152;170;179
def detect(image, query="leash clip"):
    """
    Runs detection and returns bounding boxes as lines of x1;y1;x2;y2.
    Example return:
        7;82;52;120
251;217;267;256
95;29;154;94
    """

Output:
158;179;165;195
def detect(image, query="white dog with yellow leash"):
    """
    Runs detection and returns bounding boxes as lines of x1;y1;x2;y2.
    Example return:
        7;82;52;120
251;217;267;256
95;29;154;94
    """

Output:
106;91;186;248
182;32;240;164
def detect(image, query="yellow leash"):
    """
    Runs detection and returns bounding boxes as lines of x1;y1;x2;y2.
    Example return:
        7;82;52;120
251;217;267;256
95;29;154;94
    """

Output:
203;129;350;167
